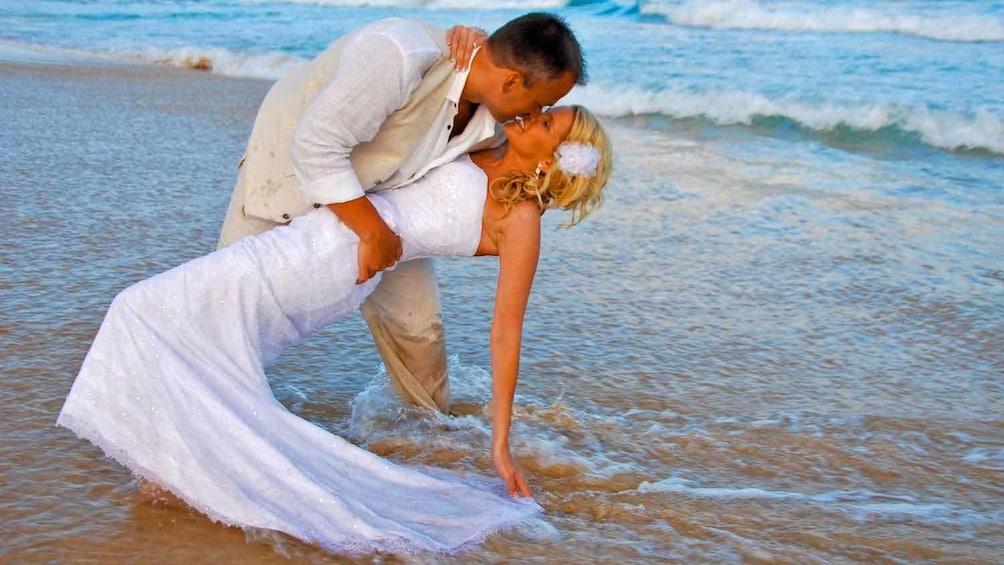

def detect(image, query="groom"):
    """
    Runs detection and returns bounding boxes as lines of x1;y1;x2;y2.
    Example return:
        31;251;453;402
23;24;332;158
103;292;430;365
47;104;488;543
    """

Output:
217;14;586;413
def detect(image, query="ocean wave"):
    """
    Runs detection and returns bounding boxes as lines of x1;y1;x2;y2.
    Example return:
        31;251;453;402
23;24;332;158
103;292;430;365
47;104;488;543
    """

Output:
247;0;571;9
642;0;1004;43
565;84;1004;154
132;46;306;79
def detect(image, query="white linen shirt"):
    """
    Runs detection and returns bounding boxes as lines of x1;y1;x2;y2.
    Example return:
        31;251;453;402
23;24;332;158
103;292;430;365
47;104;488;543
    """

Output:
290;19;501;205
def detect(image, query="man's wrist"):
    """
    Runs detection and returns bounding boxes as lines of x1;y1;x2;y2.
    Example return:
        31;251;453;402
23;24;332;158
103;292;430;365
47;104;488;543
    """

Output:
327;198;394;242
357;218;395;243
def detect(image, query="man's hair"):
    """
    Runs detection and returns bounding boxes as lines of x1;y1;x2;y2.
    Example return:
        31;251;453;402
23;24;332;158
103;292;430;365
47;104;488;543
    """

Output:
487;13;587;86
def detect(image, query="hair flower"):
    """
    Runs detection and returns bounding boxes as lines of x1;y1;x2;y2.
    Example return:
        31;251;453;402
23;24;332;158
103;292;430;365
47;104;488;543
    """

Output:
555;142;600;179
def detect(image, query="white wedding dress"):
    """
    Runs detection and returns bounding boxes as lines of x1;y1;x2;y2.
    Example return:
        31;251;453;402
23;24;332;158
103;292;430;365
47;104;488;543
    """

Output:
57;156;538;554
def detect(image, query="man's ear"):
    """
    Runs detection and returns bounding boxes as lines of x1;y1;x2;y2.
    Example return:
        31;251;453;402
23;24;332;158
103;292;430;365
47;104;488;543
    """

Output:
501;71;523;93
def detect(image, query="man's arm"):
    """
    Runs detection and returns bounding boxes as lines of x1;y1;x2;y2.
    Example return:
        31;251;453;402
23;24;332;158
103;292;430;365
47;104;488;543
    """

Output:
328;198;402;284
290;22;441;282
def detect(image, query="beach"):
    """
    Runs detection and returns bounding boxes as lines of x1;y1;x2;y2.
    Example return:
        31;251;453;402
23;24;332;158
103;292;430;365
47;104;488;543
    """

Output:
2;5;1003;562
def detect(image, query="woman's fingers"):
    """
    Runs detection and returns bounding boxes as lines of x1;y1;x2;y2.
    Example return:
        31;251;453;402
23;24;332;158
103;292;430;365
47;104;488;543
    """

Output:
445;25;488;71
493;447;534;499
445;25;461;51
514;470;533;499
446;26;473;71
496;455;533;499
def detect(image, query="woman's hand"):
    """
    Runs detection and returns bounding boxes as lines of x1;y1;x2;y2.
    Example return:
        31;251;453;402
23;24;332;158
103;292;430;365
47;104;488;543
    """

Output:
493;445;533;499
445;25;488;71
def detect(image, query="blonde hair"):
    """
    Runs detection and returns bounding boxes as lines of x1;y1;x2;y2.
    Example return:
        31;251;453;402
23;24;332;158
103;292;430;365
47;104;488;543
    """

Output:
492;105;613;227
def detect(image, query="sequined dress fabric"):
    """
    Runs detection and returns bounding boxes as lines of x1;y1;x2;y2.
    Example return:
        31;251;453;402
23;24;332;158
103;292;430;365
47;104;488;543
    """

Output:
57;156;538;554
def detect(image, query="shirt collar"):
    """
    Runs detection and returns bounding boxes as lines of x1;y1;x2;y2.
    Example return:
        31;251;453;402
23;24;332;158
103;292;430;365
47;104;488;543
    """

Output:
446;46;480;104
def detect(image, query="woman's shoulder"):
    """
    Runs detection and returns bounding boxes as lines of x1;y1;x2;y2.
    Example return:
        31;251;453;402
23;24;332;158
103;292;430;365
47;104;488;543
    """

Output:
509;199;542;219
501;201;542;236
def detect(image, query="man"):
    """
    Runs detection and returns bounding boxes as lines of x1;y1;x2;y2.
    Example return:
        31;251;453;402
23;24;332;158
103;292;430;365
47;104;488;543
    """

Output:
217;13;586;414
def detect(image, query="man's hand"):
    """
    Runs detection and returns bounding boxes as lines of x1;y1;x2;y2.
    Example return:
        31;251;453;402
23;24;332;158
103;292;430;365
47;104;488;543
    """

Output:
326;198;402;283
356;223;402;284
445;25;488;71
492;446;533;499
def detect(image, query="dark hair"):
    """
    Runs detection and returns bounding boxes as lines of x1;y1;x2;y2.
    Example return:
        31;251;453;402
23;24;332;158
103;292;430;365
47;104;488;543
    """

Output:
487;12;587;86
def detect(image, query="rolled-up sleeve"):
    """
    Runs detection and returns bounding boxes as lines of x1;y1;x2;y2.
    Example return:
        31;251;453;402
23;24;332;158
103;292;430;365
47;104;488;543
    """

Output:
290;22;439;204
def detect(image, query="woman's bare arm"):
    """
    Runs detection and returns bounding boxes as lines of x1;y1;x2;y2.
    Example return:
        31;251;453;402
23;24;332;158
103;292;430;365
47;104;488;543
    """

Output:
489;201;541;498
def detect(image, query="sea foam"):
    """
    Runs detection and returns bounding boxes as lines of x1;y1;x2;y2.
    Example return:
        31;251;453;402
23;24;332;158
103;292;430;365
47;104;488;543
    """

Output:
643;0;1004;42
637;478;998;525
565;83;1004;154
133;46;305;80
0;40;306;81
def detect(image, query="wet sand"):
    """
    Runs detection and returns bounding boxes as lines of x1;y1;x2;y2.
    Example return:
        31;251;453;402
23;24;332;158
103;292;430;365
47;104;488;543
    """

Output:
1;56;282;561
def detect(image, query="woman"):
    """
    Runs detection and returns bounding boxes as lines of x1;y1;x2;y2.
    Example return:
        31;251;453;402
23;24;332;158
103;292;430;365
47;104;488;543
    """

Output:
58;106;612;554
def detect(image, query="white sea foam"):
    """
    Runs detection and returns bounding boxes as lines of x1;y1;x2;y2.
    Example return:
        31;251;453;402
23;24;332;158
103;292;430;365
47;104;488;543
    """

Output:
131;46;305;80
0;40;305;80
345;357;641;482
348;357;496;445
643;0;1004;42
962;447;1004;470
637;479;997;525
565;83;1004;154
639;477;804;499
0;40;126;66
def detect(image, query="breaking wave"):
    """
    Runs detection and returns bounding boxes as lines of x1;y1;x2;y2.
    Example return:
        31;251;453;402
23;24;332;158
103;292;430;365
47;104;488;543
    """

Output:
566;83;1004;154
643;0;1004;43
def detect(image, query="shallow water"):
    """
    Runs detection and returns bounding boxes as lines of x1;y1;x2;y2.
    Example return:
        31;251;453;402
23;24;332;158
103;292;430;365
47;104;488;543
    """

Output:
2;9;1003;562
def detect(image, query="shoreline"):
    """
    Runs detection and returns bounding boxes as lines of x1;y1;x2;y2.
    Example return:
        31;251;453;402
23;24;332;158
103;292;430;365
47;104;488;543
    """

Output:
0;41;273;84
4;41;997;159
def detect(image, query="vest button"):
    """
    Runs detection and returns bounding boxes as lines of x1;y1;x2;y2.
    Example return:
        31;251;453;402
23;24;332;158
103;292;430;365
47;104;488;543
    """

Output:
282;213;290;220
313;203;321;208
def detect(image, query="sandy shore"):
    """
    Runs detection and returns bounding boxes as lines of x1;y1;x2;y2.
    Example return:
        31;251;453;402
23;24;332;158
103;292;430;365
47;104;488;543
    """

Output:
1;54;280;561
1;52;271;254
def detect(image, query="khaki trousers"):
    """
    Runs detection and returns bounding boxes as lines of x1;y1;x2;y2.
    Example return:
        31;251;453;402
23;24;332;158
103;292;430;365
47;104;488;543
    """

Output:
216;170;450;413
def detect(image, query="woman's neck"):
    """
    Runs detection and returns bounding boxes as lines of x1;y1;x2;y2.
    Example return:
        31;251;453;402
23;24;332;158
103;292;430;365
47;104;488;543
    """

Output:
469;145;506;188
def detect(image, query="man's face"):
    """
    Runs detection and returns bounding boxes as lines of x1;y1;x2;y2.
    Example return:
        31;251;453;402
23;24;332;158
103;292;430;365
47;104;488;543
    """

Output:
483;70;577;124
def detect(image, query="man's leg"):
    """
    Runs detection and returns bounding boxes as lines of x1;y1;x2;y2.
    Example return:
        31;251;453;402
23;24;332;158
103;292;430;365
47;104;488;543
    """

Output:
217;167;281;249
360;258;450;413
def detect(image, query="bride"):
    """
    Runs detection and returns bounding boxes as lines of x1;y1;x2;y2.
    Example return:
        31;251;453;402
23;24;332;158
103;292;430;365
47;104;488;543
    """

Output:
58;105;612;554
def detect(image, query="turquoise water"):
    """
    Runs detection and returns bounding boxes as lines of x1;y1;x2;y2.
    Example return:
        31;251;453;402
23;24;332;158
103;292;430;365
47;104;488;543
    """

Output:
2;1;1002;562
2;0;1002;156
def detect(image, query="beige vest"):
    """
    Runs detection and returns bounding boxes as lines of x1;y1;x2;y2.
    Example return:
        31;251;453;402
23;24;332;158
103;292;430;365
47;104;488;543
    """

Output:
237;22;454;223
